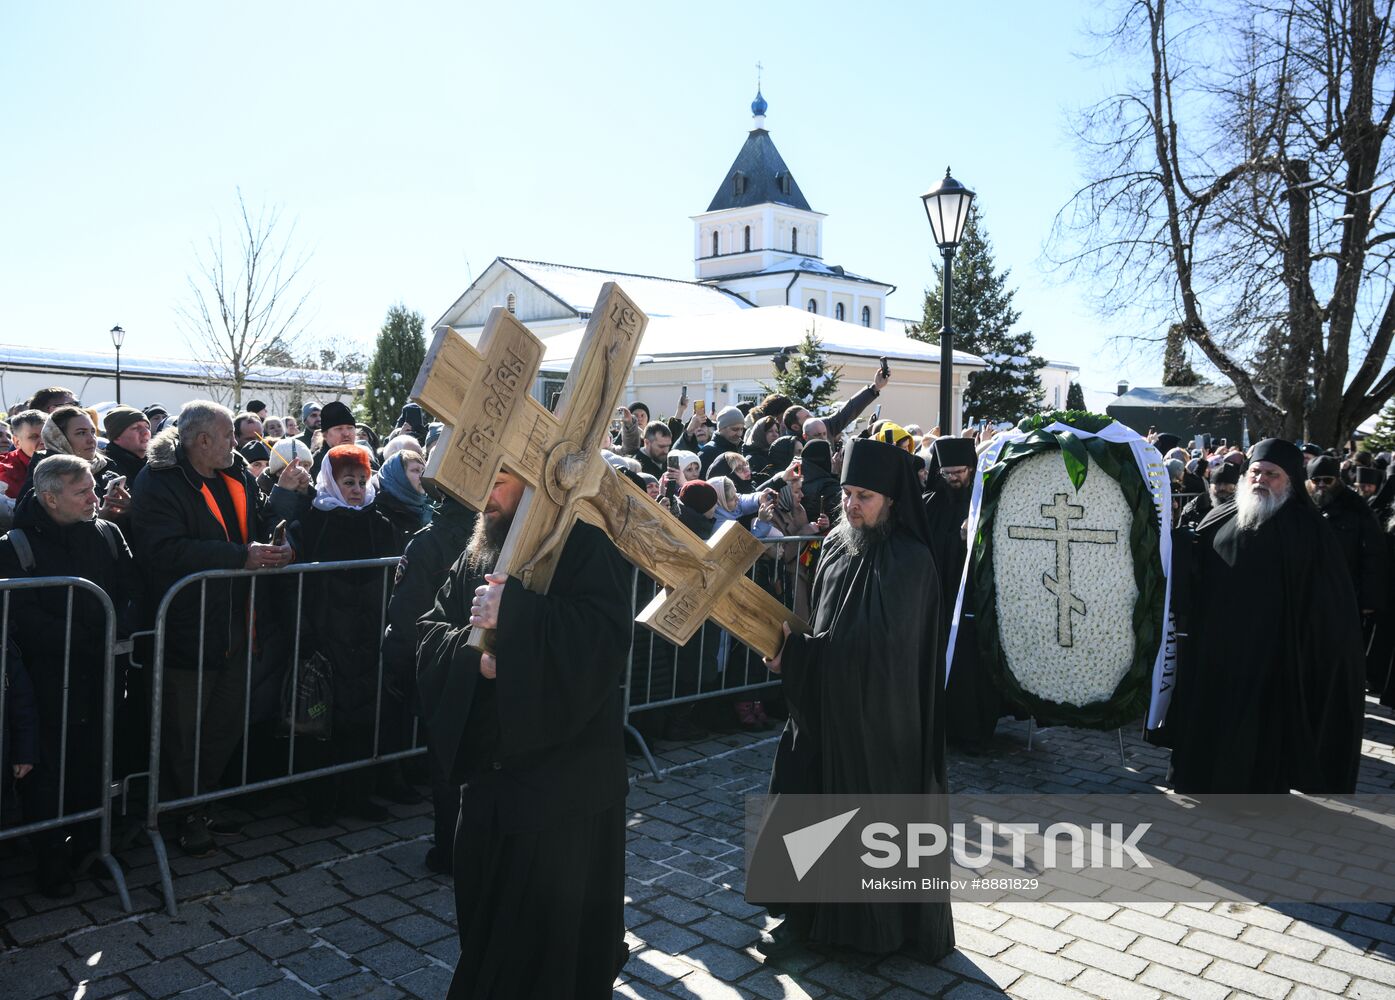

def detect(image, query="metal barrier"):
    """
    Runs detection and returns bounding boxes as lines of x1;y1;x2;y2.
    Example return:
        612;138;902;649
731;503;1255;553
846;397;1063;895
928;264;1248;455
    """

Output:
622;533;816;780
0;576;131;912
141;557;417;916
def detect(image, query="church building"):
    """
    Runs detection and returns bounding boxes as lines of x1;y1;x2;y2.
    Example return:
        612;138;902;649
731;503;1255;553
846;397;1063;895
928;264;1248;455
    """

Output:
433;92;988;432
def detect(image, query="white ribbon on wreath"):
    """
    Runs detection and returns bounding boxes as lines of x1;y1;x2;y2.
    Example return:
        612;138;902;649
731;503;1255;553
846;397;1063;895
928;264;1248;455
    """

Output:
945;421;1178;730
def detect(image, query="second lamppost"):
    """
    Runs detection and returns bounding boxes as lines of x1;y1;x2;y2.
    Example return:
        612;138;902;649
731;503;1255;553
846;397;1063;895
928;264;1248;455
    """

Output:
110;325;126;404
921;168;975;434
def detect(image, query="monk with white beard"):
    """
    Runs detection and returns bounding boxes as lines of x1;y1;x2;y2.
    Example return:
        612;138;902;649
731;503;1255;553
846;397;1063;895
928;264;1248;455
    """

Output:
1167;438;1366;793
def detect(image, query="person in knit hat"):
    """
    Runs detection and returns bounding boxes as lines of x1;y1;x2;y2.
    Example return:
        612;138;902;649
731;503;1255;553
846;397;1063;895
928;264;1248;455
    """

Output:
102;406;151;483
698;405;747;477
310;401;371;478
298;401;322;450
676;480;718;540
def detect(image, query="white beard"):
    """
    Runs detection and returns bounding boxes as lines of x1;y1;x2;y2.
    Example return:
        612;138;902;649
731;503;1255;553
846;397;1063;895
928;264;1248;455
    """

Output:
1235;482;1286;531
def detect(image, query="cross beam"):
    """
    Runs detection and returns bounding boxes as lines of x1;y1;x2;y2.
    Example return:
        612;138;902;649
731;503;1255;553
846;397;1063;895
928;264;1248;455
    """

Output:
1006;492;1118;647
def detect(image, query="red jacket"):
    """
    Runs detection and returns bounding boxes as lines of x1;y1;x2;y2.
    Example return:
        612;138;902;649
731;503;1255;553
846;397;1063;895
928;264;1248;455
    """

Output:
0;449;31;500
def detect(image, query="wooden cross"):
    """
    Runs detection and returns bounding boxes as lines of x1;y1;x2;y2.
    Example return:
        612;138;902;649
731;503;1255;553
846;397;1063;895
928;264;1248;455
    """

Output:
412;283;806;659
1006;493;1118;647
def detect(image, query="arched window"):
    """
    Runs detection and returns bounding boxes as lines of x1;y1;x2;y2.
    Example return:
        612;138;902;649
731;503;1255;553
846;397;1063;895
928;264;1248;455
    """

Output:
807;298;817;314
712;231;719;257
791;229;798;253
834;303;845;321
506;293;517;315
743;225;751;252
861;305;871;327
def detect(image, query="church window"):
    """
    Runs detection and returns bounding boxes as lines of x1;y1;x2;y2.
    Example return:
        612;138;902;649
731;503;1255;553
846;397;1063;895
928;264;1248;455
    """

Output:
506;293;517;315
807;298;817;314
861;305;871;327
733;172;746;197
791;229;798;253
835;303;845;321
712;231;719;257
776;172;792;196
744;226;751;252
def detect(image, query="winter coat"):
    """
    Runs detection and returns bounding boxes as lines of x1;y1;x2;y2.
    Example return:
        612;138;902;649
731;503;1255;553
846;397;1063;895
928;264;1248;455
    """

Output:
0;493;135;726
382;498;476;682
372;487;432;550
0;449;32;502
1319;486;1389;614
102;442;146;484
290;503;402;730
2;639;39;772
129;428;274;670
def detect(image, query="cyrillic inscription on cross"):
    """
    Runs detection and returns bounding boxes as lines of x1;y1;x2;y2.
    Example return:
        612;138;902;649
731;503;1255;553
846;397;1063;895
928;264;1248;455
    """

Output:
1006;492;1118;647
412;283;806;658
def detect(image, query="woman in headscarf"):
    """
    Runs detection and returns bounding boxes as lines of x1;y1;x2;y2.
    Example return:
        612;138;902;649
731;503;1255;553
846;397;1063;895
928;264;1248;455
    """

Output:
290;445;403;825
28;406;126;519
707;452;755;494
744;416;781;479
372;449;433;544
668;450;701;484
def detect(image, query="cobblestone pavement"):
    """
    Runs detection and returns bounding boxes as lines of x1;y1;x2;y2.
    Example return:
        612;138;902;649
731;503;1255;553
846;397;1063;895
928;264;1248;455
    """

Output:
4;699;1395;999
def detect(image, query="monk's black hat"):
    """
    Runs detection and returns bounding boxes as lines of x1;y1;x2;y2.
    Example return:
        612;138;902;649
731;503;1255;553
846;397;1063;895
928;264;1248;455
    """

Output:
1307;455;1341;480
931;436;977;469
1211;463;1240;486
1153;433;1181;454
842;438;930;546
1356;466;1383;486
1249;438;1306;483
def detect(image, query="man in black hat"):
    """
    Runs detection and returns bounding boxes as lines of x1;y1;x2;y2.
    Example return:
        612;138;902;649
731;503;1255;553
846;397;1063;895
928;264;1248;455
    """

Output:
309;401;373;477
1178;461;1240;530
103;406;151;483
923;436;1000;750
1307;454;1387;618
755;438;954;961
1167;439;1366;793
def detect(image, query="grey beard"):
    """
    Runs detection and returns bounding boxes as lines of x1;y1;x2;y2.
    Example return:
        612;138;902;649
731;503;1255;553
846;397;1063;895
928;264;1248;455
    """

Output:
1312;487;1336;508
1235;483;1286;531
829;510;893;557
465;511;513;576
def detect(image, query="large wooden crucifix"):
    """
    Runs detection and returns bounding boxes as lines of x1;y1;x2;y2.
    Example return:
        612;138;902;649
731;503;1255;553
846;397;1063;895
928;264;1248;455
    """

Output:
411;283;806;659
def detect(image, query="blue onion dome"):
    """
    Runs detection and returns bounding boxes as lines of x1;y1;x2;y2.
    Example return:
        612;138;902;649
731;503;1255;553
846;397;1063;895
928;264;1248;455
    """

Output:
751;90;768;117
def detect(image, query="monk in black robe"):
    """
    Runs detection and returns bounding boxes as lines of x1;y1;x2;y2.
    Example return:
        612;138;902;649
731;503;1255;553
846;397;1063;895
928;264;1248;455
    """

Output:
1168;439;1366;794
754;438;955;960
416;470;632;999
924;436;1002;750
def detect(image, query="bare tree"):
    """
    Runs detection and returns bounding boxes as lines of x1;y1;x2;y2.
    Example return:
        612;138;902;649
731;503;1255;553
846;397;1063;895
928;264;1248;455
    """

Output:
176;189;314;408
1052;0;1395;443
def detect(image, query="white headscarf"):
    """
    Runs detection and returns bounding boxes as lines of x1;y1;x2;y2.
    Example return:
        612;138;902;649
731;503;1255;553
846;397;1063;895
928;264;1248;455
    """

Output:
311;450;377;512
268;437;313;474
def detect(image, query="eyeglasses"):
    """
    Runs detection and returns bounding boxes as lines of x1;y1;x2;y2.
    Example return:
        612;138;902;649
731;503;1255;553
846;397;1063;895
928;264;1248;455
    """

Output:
1310;476;1337;487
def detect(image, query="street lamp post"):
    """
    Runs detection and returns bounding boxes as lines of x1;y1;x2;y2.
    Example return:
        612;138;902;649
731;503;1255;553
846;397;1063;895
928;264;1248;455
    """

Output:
110;325;126;404
921;168;975;434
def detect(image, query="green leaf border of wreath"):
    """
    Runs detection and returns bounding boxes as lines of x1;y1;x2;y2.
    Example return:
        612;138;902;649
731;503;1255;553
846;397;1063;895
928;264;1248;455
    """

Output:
971;425;1166;730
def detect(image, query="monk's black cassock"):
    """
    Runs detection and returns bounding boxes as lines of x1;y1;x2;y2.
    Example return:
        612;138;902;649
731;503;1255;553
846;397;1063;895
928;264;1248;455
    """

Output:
1169;440;1366;794
417;522;631;1000
923;436;1002;748
753;439;955;960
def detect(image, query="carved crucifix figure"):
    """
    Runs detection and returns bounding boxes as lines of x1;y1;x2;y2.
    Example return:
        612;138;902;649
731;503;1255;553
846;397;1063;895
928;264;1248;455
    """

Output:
1006;492;1118;647
412;283;806;658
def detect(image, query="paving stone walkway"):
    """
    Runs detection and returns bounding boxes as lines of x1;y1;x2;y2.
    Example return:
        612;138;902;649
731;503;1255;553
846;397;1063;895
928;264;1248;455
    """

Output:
3;699;1395;999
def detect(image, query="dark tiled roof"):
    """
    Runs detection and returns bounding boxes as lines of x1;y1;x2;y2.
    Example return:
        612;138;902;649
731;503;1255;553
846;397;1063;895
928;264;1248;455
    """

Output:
706;129;812;212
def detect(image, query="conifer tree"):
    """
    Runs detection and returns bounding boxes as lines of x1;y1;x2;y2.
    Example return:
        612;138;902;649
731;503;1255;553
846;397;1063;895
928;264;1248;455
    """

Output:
761;328;842;412
910;203;1044;423
362;303;427;432
1066;381;1086;411
1365;398;1395;454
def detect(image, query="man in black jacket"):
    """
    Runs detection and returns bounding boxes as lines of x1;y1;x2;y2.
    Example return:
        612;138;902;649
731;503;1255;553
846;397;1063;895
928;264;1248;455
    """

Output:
381;496;476;873
793;366;891;443
0;454;136;896
1307;455;1388;617
129;401;294;856
102;406;150;483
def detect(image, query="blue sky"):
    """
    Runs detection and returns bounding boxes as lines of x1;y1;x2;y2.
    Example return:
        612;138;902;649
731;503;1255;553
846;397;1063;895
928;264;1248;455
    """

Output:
0;1;1157;400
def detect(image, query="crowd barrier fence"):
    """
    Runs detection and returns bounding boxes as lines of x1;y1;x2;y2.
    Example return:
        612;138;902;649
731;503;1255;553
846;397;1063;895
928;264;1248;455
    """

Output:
0;576;131;913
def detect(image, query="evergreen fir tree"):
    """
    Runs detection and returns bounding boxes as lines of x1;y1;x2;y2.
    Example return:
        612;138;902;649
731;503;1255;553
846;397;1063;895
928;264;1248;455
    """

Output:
909;203;1044;423
1162;323;1202;386
760;328;842;412
1365;398;1395;453
362;303;427;432
1066;381;1086;411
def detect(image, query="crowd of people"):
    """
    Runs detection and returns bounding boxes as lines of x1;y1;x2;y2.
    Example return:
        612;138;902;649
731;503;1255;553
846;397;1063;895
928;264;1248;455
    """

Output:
0;375;1389;986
